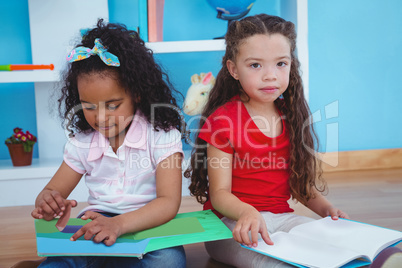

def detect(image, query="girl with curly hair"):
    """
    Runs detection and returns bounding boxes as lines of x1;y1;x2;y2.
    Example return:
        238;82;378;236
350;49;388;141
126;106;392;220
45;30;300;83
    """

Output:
32;19;186;267
185;14;348;267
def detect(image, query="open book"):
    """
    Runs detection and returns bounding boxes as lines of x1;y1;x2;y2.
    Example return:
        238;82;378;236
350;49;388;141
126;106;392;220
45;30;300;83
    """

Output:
243;217;402;268
35;210;232;258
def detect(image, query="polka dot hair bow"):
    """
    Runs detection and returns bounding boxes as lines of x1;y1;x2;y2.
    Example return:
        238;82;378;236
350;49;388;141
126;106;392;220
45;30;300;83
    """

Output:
66;38;120;67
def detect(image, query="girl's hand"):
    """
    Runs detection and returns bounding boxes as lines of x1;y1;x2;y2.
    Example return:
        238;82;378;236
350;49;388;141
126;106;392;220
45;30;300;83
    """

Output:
232;208;273;248
327;206;350;220
70;211;123;246
31;190;77;221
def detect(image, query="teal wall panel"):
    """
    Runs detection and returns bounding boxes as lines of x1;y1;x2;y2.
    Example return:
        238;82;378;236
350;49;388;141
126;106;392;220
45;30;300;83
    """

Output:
0;1;38;160
308;0;402;152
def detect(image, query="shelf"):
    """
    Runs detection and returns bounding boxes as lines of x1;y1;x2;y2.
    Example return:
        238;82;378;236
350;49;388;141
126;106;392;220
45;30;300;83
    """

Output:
0;70;60;83
0;158;62;181
146;39;225;53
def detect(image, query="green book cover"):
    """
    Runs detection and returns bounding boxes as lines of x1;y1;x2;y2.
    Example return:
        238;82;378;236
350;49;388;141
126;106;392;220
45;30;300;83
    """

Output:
35;210;232;257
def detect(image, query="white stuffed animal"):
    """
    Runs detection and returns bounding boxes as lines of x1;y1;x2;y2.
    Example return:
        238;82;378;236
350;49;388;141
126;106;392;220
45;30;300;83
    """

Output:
183;72;215;116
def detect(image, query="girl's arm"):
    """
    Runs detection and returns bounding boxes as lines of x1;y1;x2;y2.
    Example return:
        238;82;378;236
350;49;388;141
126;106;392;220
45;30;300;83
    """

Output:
304;187;349;220
70;152;183;246
207;144;273;247
31;161;82;220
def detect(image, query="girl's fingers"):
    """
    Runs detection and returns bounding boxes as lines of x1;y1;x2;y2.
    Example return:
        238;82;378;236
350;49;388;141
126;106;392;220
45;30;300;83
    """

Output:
34;192;74;221
92;231;117;246
31;208;43;219
56;203;72;231
51;191;66;214
70;226;84;241
67;199;78;208
42;196;62;216
339;211;350;219
232;223;248;245
327;207;340;220
92;231;108;244
83;225;101;241
71;212;104;241
232;225;241;244
33;205;56;220
71;223;98;241
93;231;116;246
240;226;251;246
250;224;259;247
103;236;116;247
260;228;274;246
81;210;101;220
329;208;349;220
39;201;57;217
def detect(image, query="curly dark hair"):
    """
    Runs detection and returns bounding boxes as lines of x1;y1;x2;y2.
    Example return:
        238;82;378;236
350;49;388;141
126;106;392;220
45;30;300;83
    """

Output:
185;14;325;205
59;19;187;138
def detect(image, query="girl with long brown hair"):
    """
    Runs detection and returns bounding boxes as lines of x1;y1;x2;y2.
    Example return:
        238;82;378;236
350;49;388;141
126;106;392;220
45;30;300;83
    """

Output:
185;14;348;267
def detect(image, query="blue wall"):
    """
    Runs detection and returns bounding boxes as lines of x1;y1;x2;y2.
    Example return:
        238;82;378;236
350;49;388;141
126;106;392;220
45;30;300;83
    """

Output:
0;1;38;160
1;0;401;161
308;0;402;152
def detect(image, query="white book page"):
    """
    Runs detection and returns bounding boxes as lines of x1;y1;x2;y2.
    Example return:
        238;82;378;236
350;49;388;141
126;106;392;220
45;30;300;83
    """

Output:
289;217;402;261
251;231;365;268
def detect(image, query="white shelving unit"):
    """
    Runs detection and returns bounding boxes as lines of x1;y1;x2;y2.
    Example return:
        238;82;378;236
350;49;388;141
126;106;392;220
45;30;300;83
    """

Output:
1;0;307;207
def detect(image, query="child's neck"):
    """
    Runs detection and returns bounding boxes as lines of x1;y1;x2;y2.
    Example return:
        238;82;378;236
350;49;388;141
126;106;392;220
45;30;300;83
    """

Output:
108;123;132;153
108;134;126;154
243;100;283;138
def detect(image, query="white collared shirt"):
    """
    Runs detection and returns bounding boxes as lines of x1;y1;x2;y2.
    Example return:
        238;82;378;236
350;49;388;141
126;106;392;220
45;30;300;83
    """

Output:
63;111;183;216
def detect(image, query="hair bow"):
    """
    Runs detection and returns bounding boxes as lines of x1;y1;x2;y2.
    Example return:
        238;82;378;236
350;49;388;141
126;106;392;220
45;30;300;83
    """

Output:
66;38;120;67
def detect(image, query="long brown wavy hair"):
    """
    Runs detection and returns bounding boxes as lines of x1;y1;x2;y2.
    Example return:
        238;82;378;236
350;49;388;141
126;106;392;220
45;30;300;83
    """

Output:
184;14;326;206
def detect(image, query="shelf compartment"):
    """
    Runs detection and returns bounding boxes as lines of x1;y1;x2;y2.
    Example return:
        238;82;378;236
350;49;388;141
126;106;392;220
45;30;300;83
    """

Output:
0;158;62;181
0;70;60;83
146;39;225;53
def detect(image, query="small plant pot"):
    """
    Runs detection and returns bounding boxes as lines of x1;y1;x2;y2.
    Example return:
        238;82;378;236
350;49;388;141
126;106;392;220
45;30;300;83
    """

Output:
6;143;34;166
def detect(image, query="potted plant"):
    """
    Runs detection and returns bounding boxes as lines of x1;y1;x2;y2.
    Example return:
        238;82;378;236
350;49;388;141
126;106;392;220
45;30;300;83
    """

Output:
5;127;37;166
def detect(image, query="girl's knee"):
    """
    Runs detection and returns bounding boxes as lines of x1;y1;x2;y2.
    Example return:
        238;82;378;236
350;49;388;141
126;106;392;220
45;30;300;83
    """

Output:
143;246;186;268
38;256;101;268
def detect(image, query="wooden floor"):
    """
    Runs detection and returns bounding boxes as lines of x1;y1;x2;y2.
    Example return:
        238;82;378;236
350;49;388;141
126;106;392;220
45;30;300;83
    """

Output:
1;168;402;268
